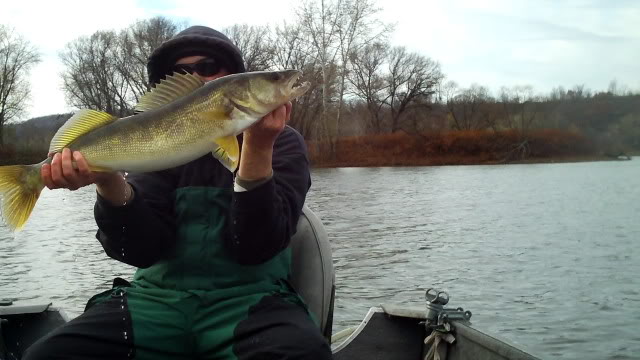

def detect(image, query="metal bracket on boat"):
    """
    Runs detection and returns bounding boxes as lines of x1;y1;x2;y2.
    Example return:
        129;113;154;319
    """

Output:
423;288;472;330
421;289;471;360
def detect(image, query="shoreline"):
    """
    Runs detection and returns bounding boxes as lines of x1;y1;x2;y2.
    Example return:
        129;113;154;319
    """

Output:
1;151;633;168
307;130;636;169
1;155;631;168
310;154;632;168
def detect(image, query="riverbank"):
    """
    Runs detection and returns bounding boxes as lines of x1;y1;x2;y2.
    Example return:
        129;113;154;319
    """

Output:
306;129;621;167
1;129;631;168
309;154;618;168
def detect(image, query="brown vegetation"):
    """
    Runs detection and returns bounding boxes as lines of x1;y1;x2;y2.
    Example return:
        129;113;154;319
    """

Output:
308;129;598;167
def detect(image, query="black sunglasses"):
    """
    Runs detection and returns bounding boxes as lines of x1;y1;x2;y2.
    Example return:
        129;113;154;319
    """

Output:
170;58;223;77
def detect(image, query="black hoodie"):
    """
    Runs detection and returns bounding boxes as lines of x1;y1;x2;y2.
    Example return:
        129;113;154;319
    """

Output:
147;25;246;86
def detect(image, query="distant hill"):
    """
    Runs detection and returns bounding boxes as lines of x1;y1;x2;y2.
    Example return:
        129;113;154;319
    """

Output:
11;113;72;138
2;113;73;159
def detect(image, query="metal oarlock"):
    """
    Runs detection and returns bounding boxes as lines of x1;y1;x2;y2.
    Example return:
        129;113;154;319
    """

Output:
424;288;472;330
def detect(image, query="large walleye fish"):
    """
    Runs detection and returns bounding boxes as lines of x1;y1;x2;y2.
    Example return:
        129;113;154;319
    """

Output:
0;70;310;231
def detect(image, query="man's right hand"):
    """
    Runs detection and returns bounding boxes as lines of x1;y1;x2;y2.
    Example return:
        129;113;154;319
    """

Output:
41;148;131;206
41;148;118;190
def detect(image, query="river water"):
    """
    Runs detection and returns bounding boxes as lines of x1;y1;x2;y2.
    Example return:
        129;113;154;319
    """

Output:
1;159;639;359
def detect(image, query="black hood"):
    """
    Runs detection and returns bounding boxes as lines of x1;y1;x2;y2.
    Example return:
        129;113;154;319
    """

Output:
147;25;246;86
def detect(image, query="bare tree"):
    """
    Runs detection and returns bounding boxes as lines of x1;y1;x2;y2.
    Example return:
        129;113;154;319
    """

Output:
298;0;344;147
566;84;591;100
437;80;457;104
224;24;274;72
271;21;324;139
334;0;391;137
272;22;311;70
607;79;632;97
118;17;184;100
477;97;501;131
347;41;388;133
548;86;567;101
385;46;443;133
446;84;493;131
499;85;539;133
61;31;129;116
60;17;181;116
0;25;41;146
498;85;541;160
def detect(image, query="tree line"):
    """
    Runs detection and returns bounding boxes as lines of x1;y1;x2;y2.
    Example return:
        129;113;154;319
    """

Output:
1;0;638;164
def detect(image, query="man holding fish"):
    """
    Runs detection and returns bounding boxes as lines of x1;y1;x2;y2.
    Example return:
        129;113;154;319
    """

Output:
18;25;331;359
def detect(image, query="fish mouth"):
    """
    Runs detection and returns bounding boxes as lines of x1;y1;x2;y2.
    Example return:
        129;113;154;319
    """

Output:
285;70;311;99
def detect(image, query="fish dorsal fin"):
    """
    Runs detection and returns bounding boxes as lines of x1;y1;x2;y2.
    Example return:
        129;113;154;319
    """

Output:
49;109;118;153
134;72;205;112
212;135;240;172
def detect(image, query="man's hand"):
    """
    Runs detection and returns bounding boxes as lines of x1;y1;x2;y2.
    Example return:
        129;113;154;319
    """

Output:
238;102;292;181
41;148;131;206
244;102;291;148
42;148;114;190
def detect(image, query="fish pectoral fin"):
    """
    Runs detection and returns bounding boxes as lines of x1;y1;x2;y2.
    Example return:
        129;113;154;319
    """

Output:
212;136;240;172
134;72;205;112
49;110;118;153
198;109;231;122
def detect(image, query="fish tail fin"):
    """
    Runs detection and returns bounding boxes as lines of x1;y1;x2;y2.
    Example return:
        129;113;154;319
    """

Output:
0;163;45;231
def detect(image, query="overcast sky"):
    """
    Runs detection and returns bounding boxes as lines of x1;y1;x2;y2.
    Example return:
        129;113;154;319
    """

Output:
1;0;638;120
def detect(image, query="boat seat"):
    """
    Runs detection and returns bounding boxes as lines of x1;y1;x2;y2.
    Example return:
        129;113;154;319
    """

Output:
289;205;335;340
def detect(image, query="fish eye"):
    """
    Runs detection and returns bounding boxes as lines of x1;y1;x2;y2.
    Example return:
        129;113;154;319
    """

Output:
269;72;282;81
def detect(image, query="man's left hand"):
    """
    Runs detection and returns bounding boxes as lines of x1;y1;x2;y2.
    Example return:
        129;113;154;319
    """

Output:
244;102;292;149
238;102;292;180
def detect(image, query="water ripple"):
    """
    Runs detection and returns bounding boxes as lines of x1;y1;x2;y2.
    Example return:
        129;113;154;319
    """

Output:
1;161;639;359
